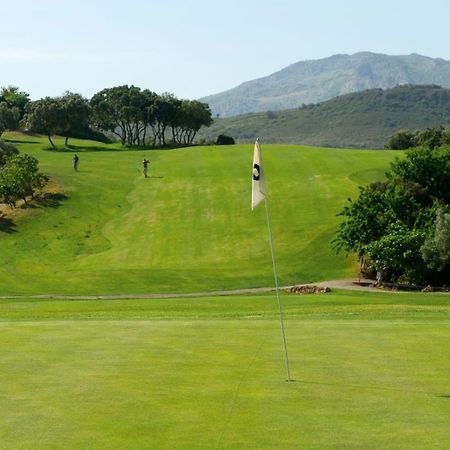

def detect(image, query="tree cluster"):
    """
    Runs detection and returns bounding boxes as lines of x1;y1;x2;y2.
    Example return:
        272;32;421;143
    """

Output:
335;145;450;286
20;85;212;149
385;126;450;150
90;86;212;147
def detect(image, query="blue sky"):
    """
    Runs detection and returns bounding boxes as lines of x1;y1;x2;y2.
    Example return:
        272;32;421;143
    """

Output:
1;0;449;100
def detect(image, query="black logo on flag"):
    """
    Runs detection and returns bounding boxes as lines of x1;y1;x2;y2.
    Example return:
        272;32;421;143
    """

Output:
253;164;260;180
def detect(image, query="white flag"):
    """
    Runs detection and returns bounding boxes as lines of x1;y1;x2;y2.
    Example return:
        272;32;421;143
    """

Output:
252;139;266;210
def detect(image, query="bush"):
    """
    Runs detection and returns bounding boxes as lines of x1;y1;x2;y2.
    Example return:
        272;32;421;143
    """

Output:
335;145;450;285
0;153;46;206
0;140;18;167
385;129;416;149
216;134;235;145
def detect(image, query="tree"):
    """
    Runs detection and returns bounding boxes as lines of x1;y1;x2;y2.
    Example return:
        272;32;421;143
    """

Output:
0;153;46;206
22;97;62;148
59;92;91;146
152;93;180;147
168;100;212;145
364;223;427;282
0;102;20;137
91;85;156;146
415;126;445;149
181;100;212;144
0;86;30;121
385;129;416;150
90;86;128;145
0;141;18;167
389;146;450;204
421;209;450;273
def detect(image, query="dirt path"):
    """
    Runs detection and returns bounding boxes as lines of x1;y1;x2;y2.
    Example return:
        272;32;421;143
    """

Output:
0;279;386;300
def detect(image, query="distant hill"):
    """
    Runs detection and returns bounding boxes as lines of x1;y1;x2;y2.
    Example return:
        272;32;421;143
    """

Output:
200;52;450;117
197;85;450;149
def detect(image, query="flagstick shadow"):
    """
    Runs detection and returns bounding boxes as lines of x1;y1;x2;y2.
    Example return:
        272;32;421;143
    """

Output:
296;378;439;396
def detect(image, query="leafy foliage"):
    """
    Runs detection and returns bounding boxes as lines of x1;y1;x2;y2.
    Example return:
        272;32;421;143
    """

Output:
91;86;212;147
385;129;416;149
22;97;63;148
421;209;450;273
216;134;235;145
0;153;46;206
0;86;29;121
335;146;450;285
0;102;20;137
385;126;450;150
59;92;91;146
0;140;19;167
23;93;92;148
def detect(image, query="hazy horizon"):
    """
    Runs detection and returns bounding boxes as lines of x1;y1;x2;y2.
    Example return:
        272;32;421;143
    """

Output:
1;0;450;100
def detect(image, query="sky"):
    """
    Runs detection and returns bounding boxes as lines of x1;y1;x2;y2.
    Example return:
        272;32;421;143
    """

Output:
1;0;450;100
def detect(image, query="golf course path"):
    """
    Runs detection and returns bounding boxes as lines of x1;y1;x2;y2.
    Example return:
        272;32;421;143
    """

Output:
0;279;388;300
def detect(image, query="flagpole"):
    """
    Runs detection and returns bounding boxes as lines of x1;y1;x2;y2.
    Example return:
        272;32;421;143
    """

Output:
264;197;292;382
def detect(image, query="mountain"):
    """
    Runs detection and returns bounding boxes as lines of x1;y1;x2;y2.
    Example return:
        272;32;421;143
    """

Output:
200;52;450;117
197;85;450;149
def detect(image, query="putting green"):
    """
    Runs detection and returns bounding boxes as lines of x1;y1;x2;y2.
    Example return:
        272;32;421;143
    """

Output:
0;291;449;449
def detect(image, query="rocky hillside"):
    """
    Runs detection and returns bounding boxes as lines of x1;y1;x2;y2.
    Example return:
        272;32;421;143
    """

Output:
197;85;450;149
200;52;450;116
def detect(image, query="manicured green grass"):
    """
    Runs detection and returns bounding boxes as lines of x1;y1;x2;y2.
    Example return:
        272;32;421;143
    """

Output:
0;291;449;449
0;132;398;295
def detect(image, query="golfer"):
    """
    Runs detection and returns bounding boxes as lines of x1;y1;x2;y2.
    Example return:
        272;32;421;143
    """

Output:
73;154;79;171
142;158;149;178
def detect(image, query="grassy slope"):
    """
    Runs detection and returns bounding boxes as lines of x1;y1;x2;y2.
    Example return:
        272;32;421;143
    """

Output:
0;132;399;295
0;291;449;449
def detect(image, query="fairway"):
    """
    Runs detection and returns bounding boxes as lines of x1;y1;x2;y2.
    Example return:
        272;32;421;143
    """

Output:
0;133;398;295
0;291;449;449
3;134;448;448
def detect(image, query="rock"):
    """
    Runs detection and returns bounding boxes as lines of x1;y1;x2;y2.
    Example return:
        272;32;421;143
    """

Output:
285;285;330;294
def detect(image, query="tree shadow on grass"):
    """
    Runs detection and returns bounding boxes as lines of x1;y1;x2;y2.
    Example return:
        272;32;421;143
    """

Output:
37;192;69;208
0;216;17;233
4;138;41;145
43;143;131;153
44;143;180;153
18;192;69;210
69;144;124;152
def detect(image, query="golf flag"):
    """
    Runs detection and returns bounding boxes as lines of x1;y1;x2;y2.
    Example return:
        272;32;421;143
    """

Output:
252;139;266;210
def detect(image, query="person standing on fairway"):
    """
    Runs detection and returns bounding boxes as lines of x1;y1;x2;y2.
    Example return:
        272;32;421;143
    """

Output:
73;154;79;172
142;157;149;178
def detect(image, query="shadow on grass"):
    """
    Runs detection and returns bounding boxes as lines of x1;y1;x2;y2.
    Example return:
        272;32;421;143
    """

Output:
4;138;41;145
43;144;122;153
19;192;69;210
37;192;69;208
0;216;17;233
44;143;185;153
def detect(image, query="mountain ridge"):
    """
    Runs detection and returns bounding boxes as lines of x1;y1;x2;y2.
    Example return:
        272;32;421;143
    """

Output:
200;52;450;116
197;84;450;149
